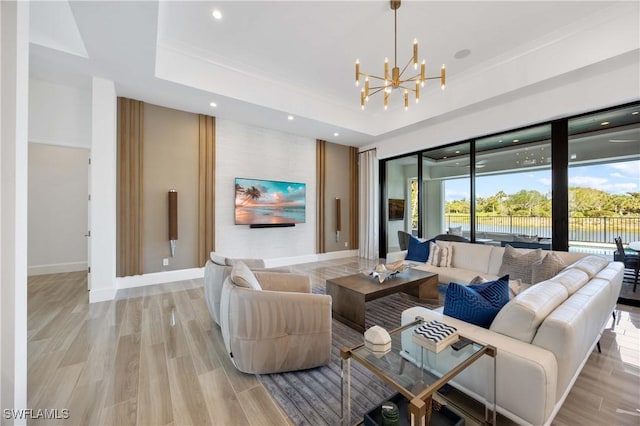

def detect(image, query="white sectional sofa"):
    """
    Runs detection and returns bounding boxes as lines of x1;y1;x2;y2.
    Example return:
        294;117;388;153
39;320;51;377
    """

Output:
388;242;623;426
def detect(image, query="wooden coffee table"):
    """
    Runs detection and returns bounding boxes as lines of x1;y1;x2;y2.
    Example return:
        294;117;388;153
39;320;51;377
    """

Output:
326;269;438;333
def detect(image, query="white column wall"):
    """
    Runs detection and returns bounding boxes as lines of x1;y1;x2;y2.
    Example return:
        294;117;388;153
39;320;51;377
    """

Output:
89;77;117;303
1;1;29;423
215;119;316;260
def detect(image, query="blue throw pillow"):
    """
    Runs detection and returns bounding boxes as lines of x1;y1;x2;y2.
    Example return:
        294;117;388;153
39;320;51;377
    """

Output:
405;237;433;262
443;275;510;328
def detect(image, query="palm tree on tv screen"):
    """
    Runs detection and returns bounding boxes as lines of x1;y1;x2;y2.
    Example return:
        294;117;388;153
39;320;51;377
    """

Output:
244;186;262;201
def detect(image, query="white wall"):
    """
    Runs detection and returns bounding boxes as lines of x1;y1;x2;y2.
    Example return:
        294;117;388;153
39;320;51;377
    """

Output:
1;1;29;423
27;144;88;275
28;78;90;148
215;119;316;260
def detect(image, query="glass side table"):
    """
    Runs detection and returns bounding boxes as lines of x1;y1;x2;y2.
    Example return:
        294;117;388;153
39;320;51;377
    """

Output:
340;318;497;426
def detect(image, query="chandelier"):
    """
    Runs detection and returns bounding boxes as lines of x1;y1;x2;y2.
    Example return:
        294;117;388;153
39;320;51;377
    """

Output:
355;0;445;111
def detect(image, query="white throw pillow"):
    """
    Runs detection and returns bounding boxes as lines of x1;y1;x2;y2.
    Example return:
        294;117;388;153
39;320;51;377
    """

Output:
429;243;453;267
448;226;463;236
230;261;262;290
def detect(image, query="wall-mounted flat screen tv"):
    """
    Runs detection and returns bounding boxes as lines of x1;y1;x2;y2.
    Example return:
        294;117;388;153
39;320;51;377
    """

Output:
235;177;306;225
388;198;405;221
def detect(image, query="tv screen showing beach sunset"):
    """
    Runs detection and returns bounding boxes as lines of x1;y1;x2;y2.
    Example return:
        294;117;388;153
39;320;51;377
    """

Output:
235;178;306;225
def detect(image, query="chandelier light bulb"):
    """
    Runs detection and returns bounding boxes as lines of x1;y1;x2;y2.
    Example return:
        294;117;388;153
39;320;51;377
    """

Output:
384;58;389;80
441;64;446;90
413;39;418;69
355;60;360;86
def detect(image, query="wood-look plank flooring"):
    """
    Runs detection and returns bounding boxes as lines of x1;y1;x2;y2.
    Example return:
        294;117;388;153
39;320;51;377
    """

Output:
28;258;640;425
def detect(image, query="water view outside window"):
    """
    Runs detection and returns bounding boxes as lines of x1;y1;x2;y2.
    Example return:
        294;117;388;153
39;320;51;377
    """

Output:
446;169;552;239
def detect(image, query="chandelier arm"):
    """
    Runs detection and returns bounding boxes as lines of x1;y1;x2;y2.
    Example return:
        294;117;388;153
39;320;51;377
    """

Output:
368;87;386;96
401;73;422;81
398;85;417;92
362;73;387;81
368;85;388;90
399;56;414;78
424;75;443;81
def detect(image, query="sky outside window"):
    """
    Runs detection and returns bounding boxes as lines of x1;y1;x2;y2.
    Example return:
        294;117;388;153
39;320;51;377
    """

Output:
445;159;640;201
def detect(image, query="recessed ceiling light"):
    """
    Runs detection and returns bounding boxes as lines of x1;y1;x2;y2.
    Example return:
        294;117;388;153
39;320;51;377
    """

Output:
442;156;447;159
570;154;577;159
513;139;519;143
333;132;340;137
632;111;639;115
600;121;609;126
287;115;294;121
209;101;217;107
455;150;460;154
498;140;503;143
212;9;222;20
454;49;471;59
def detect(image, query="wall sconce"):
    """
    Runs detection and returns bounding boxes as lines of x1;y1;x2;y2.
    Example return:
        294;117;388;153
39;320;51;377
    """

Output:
168;190;178;257
336;198;341;242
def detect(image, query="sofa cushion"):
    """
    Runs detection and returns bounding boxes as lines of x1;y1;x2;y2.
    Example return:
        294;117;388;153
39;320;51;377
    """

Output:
532;252;567;284
444;276;510;328
451;242;493;274
548;268;589;295
230;262;262;290
406;237;433;262
566;255;610;278
490;281;569;343
498;245;543;284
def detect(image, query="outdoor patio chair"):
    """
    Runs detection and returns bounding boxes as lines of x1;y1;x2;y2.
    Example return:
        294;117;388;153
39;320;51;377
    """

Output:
614;236;639;292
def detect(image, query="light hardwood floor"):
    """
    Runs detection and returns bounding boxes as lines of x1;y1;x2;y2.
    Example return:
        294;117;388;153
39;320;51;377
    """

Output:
28;258;640;425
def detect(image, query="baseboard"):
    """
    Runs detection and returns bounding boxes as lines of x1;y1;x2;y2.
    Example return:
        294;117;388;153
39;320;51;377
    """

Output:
89;287;117;303
265;250;358;268
101;250;358;296
116;267;205;290
28;261;87;276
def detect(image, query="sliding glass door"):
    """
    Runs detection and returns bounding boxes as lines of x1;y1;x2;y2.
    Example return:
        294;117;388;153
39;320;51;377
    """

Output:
378;102;640;259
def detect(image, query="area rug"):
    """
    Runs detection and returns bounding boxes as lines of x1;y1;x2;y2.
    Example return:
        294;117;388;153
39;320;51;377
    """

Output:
257;290;442;425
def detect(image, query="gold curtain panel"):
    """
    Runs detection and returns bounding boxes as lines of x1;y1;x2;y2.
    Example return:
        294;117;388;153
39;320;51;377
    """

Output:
316;140;327;254
117;98;144;277
349;146;359;250
198;115;216;266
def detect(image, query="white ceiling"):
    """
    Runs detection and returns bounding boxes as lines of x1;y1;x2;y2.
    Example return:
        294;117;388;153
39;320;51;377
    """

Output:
29;1;640;146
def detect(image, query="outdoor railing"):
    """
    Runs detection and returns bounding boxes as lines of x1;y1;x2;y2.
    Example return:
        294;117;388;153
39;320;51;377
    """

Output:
445;214;640;244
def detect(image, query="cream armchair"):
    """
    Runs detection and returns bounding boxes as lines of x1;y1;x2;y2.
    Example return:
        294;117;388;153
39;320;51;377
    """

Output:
220;262;332;374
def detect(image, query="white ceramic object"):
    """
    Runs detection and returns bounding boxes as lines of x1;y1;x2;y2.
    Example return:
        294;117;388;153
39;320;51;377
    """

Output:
364;325;392;356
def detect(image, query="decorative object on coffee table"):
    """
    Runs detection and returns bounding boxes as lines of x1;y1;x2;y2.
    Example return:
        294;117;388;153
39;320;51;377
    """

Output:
365;325;392;357
361;261;407;283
